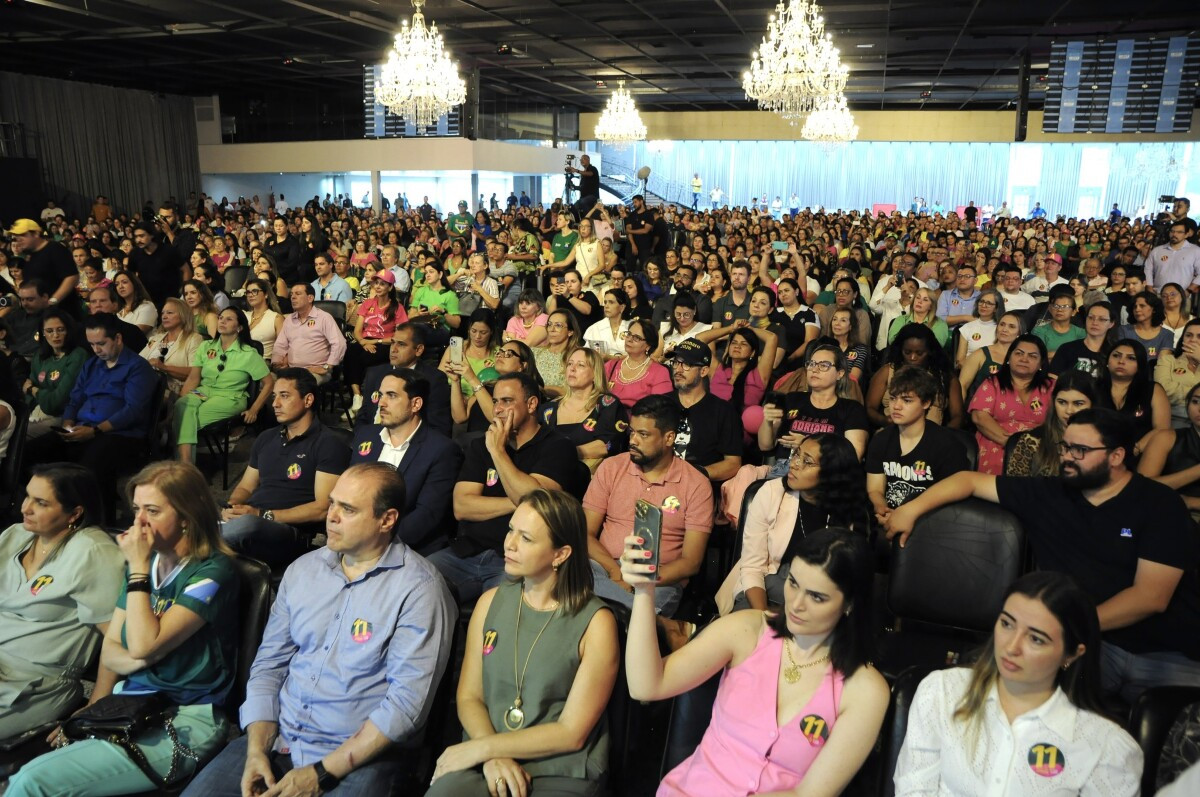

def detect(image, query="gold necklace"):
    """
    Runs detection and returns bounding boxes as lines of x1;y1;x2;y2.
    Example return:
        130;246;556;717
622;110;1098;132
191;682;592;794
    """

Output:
504;590;559;731
783;639;829;685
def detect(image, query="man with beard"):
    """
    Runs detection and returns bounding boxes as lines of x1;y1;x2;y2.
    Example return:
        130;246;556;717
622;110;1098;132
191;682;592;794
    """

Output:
887;408;1200;702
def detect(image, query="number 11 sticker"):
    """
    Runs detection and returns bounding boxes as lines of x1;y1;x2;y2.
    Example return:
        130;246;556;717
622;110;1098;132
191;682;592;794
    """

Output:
1028;743;1065;777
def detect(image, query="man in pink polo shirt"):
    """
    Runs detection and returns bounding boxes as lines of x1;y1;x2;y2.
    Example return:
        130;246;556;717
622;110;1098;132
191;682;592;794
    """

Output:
584;394;712;618
271;283;347;384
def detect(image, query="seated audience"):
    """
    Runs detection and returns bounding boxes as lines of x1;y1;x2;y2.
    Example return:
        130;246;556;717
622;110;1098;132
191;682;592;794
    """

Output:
453;252;500;316
427;490;618;797
888;408;1200;702
25;308;87;438
668;339;742;482
582;288;630;358
584;395;712;620
345;269;407;414
621;527;889;797
656;292;711;360
1138;382;1200;517
532;308;580;397
867;367;970;522
0;465;121;739
895;571;1141;795
181;279;220;340
243;277;284;361
87;284;148;354
708;326;778;440
1099;339;1171;451
866;323;964;429
1159;281;1192;345
184;464;456;797
111;270;158;333
699;286;786;369
428;373;581;603
827;306;870;382
818;275;874;347
191;262;229;311
888;286;950;348
959;310;1023;402
718;434;870;615
350;369;462;554
771;277;820;370
1005;370;1099;477
309;251;352;303
954;288;1002;368
1154;317;1200;428
140;297;202;397
8;280;50;360
270;284;347;385
173;307;274;463
503;289;549;347
357;323;451;435
8;461;240;796
1032;286;1085;358
409;259;462;339
604;318;672;410
543;347;628;472
1117;290;1174;365
547;269;600;333
968;333;1055;475
220;368;351;566
1049;300;1114;379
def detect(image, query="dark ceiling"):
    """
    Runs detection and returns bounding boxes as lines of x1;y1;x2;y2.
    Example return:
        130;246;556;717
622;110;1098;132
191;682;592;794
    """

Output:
0;0;1195;112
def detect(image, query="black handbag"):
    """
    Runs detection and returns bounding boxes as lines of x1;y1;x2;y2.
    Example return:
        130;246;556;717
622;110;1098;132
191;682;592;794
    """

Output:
63;693;199;789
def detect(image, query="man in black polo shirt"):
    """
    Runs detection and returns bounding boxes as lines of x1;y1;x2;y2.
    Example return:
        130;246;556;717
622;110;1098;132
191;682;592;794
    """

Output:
427;373;581;603
652;264;713;328
625;194;654;271
711;261;752;327
888;408;1200;701
668;339;742;483
221;368;351;567
567;154;600;220
129;220;183;309
6;219;78;309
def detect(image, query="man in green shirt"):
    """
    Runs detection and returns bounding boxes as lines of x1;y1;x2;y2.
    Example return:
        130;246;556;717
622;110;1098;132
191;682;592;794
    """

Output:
446;201;473;242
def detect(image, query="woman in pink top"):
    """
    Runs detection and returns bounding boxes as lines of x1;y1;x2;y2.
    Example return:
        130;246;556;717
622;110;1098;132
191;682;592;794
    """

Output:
622;528;889;797
503;288;549;347
604;318;672;409
344;269;408;412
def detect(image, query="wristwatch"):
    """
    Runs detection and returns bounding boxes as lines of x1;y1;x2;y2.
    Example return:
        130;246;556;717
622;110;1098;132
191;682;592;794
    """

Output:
312;761;340;793
262;510;275;522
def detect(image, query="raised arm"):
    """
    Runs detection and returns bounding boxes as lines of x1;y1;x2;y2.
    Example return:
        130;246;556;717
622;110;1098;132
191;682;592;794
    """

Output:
885;470;999;547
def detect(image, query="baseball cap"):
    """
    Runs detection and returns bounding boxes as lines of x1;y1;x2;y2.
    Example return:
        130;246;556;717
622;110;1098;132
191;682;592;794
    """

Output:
6;219;41;236
375;269;397;285
458;200;468;208
672;338;711;367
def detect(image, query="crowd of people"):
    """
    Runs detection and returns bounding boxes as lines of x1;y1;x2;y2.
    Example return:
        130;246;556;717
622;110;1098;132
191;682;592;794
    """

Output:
2;188;1200;795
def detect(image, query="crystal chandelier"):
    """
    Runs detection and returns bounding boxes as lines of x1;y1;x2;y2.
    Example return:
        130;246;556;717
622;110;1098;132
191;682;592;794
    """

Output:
743;1;849;121
375;0;467;128
801;94;859;143
593;81;648;147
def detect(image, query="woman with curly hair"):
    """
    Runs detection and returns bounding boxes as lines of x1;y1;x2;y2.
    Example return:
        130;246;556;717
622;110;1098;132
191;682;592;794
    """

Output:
866;323;964;428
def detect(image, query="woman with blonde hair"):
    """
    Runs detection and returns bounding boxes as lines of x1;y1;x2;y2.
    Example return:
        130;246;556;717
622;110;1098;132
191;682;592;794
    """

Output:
141;297;202;397
181;279;220;340
543;347;629;471
8;461;240;796
428;489;618;797
533;309;582;398
888;286;950;347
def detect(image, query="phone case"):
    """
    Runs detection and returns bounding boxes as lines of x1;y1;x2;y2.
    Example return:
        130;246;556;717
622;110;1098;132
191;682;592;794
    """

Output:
633;499;663;576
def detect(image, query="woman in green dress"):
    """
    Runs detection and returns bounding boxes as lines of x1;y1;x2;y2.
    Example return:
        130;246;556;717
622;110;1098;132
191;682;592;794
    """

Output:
429;489;618;797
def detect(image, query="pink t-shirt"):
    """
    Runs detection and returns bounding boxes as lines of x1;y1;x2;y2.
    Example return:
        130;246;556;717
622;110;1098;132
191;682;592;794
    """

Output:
709;364;766;410
604;358;673;409
357;296;407;340
659;626;845;797
505;313;548;341
583;453;713;564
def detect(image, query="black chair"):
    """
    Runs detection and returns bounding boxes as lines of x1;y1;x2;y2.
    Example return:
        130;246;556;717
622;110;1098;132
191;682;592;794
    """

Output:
223;265;249;296
314;300;347;326
658;671;721;781
225;555;273;715
0;406;30;524
876;498;1024;679
876;665;931;797
944;427;978;472
198;346;266;489
1129;686;1200;796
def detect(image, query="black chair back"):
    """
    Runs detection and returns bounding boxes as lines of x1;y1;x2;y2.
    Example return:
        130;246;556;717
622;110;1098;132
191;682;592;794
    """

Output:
659;671;721;781
1129;686;1200;796
0;406;29;522
877;666;931;797
314;300;347;327
223;266;249;295
944;427;978;472
226;555;272;715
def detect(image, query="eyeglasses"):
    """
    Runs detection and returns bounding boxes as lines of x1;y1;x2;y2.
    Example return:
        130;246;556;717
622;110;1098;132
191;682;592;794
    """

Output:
626;333;646;344
245;289;263;296
496;349;524;361
977;300;996;307
547;322;568;330
834;289;852;296
1057;441;1111;460
806;360;837;372
1051;303;1073;310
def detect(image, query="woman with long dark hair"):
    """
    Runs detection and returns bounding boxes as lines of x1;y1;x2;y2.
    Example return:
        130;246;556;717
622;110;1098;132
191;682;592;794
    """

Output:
968;333;1056;475
1097;339;1170;451
895;572;1140;795
1005;370;1100;477
624;527;888;797
25;308;87;438
716;434;870;614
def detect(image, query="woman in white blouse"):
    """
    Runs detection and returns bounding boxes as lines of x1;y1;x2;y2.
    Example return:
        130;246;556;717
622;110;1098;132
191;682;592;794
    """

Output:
140;297;202;397
112;270;158;332
243;277;283;361
895;571;1141;796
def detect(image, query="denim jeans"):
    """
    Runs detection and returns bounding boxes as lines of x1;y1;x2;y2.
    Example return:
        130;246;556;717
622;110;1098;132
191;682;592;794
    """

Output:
426;548;508;605
1102;641;1200;704
182;734;401;797
588;560;681;617
220;515;310;568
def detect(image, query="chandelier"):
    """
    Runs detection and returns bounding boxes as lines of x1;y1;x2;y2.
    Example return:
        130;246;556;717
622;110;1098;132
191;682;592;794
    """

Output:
801;94;859;143
743;1;849;121
593;81;648;147
375;0;467;128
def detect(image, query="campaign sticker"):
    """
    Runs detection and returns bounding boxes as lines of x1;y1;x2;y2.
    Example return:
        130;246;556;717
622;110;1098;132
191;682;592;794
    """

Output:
615;420;628;432
206;349;217;359
31;575;53;596
351;619;373;643
50;370;60;382
661;496;681;514
486;468;499;487
358;441;372;456
287;463;302;480
799;714;830;746
602;394;615;406
583;417;597;432
724;311;733;321
1029;398;1042;412
306;318;317;327
1028;743;1065;777
482;629;498;656
971;333;981;341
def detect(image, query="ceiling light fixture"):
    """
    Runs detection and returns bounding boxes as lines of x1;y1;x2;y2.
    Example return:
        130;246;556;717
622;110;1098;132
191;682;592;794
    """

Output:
374;0;467;127
594;80;648;147
801;94;859;143
743;0;849;122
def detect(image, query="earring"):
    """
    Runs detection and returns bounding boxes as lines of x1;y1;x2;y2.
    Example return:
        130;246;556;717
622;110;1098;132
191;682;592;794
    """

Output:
552;563;559;572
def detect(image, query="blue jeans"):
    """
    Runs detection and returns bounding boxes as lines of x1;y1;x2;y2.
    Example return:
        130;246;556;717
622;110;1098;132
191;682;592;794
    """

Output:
588;560;681;617
221;515;309;568
427;548;508;605
182;734;400;797
1102;642;1200;704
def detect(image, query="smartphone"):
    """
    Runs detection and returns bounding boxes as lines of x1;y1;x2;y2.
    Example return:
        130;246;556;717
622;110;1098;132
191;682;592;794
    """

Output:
449;337;464;365
772;241;789;251
51;425;72;434
632;500;664;577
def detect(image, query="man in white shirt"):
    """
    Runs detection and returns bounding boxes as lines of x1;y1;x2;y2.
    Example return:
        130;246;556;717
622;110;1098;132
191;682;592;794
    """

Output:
39;201;62;222
996;264;1035;311
274;194;291;214
380;245;412;294
869;253;914;350
994;201;1012;219
709;187;723;209
1147;220;1200;293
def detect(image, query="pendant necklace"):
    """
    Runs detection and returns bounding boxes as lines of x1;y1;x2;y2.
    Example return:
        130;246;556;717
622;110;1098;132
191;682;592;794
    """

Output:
783;639;829;685
504;591;559;731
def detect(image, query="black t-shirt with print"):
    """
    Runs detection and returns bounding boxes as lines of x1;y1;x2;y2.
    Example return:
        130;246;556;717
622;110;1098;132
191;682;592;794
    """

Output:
866;423;969;508
1048;339;1106;379
774;393;868;460
671;392;741;470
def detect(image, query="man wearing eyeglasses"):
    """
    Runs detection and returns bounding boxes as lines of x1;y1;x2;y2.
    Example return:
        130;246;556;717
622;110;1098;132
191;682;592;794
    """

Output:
935;265;980;328
887;408;1200;703
668;339;741;483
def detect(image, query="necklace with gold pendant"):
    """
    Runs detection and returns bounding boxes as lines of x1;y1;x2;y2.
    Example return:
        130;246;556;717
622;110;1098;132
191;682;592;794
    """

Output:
783;639;829;685
504;591;559;731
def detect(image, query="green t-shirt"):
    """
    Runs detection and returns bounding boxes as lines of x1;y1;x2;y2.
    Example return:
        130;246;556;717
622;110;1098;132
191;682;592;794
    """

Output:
447;213;474;239
551;231;579;264
193;339;270;400
118;552;239;705
410;284;461;329
1033;322;1085;354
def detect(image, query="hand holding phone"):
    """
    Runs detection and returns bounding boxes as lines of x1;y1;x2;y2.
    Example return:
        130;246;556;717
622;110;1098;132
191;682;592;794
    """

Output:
624;500;663;585
449;337;464;365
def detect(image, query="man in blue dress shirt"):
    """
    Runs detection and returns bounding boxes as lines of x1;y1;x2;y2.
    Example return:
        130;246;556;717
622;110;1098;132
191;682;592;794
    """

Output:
184;463;457;796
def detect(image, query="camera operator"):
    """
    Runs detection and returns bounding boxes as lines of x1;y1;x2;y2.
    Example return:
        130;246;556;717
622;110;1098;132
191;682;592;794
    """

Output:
1154;197;1194;247
155;201;197;278
566;154;600;220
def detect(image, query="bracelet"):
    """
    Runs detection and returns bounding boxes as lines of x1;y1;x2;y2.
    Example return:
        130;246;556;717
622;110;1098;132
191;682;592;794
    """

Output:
126;581;151;594
128;572;149;579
